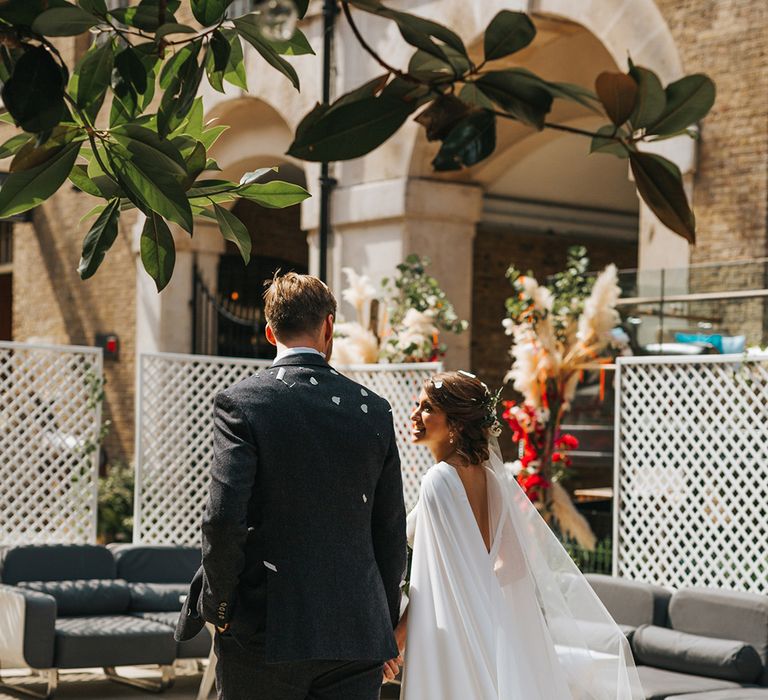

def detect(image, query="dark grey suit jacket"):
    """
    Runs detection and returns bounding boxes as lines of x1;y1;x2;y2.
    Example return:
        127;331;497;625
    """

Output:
176;352;407;663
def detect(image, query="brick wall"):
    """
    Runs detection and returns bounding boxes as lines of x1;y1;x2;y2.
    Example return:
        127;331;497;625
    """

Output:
656;0;768;263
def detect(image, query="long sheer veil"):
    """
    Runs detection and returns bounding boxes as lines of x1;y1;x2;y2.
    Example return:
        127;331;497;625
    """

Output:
485;436;644;699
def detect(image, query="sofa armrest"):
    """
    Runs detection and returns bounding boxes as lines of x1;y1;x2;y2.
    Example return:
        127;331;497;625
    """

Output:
0;583;56;669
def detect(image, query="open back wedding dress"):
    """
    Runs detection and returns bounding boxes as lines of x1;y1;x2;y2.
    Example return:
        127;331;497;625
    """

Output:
401;442;643;700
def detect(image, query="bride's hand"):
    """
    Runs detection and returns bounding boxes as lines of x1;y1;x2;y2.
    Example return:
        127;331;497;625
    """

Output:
382;655;403;682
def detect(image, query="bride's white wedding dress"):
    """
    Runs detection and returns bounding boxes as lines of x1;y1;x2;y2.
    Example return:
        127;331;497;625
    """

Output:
400;446;643;700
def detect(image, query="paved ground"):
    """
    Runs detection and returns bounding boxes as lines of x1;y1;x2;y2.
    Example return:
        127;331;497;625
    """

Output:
0;666;402;699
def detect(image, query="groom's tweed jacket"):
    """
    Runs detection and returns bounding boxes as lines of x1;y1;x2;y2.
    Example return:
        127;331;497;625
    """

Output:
176;352;407;663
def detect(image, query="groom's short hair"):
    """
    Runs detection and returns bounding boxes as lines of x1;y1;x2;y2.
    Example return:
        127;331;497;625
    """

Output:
264;271;337;340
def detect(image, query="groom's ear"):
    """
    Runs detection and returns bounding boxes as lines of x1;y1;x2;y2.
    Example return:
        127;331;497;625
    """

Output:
265;324;277;347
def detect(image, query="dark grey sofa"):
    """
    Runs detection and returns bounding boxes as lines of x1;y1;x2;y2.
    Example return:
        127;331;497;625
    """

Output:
587;575;768;700
0;544;210;698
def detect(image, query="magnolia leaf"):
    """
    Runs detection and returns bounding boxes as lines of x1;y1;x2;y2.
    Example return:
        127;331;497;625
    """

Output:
78;197;121;280
221;28;247;90
0;140;81;217
234;16;299;90
2;46;66;133
589;124;629;158
630;151;695;242
31;5;98;36
483;11;536;61
267;28;315;56
648;74;716;136
432;109;496;171
191;0;229;27
236;180;310;208
140;212;176;291
476;70;552;129
595;72;638;127
72;40;114;123
239;167;278;185
458;83;494;110
415;94;473;141
288;96;414;161
156;22;198;39
214;202;251;264
629;65;666;129
0;133;32;160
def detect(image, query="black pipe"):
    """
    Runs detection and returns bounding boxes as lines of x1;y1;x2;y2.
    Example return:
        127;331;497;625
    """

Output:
318;0;338;283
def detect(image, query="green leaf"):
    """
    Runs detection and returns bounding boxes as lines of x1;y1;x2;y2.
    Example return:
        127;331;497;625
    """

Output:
79;0;108;15
105;134;193;232
68;163;103;196
210;29;231;70
221;28;247;90
205;45;225;92
629;65;666;129
191;0;228;27
155;22;197;39
234;16;300;90
459;83;494;110
236;180;310;208
476;70;553;129
182;140;207;188
415;94;473;141
72;40;114;123
377;7;466;59
595;71;638;127
172;97;204;139
199;124;228;150
432;109;495;171
407;50;453;82
78;197;121;279
0;132;31;160
187;178;237;198
238;167;277;185
629;151;695;242
267;28;315;56
213;202;251;264
110;0;178;31
31;5;98;36
0;140;81;217
589;124;629;158
11;126;80;172
158;48;204;137
160;42;200;89
140;212;176;291
294;0;309;19
483;11;536;61
2;46;66;133
648;74;716;136
0;0;64;26
288;96;414;161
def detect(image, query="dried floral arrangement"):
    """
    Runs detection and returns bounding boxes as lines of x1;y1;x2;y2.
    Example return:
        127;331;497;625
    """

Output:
333;255;468;365
502;246;623;550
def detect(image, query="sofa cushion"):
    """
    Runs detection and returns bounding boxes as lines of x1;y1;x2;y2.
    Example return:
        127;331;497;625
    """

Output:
633;625;763;684
0;545;116;585
636;666;744;700
667;691;768;699
128;582;188;612
53;615;175;668
110;545;201;584
130;611;211;658
17;579;131;616
670;588;768;679
586;574;671;628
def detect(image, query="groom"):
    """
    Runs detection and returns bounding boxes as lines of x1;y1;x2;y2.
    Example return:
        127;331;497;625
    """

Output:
176;272;407;699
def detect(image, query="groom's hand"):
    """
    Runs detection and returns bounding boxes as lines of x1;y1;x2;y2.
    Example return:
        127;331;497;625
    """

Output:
382;655;403;682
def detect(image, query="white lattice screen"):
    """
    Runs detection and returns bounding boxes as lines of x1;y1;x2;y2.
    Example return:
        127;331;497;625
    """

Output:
0;341;102;545
614;354;768;593
135;352;440;545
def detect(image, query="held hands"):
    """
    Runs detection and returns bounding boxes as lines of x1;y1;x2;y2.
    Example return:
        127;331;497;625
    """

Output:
382;619;407;683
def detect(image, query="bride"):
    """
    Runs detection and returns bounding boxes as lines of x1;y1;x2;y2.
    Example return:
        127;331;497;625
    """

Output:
385;370;643;699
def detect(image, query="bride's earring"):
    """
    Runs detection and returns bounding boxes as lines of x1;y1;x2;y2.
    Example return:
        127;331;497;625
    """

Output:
449;432;455;444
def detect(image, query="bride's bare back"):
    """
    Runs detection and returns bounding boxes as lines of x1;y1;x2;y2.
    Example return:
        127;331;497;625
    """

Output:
451;463;491;553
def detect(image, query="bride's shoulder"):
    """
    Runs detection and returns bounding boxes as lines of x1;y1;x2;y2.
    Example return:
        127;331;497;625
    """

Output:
420;462;456;500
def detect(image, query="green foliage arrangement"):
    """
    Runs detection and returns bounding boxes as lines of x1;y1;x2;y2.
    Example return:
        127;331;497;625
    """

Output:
98;461;134;543
0;1;715;290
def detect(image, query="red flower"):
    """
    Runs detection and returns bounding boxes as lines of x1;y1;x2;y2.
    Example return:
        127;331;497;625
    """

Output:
556;433;579;450
552;451;563;462
520;473;551;502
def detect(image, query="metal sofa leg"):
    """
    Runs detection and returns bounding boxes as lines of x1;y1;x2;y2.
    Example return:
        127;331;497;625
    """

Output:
103;664;175;693
0;669;58;699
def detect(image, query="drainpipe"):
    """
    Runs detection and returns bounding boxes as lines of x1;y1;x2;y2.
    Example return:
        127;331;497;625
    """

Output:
318;0;338;283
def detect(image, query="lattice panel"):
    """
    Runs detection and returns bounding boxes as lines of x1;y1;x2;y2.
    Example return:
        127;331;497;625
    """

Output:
136;353;440;545
615;355;768;593
0;341;102;545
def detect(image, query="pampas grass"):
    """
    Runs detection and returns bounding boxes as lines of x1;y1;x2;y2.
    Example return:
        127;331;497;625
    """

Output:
550;481;597;550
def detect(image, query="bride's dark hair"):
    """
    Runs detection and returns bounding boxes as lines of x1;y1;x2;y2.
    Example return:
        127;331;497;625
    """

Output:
423;371;498;466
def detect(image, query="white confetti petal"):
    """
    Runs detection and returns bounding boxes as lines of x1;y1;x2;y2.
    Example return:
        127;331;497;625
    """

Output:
361;404;368;413
276;368;286;381
263;561;277;572
362;494;368;503
330;369;339;375
361;388;368;396
332;396;341;405
310;377;318;386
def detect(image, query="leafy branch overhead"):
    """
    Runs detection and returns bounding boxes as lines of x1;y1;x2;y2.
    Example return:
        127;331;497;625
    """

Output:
289;2;715;243
0;1;715;292
0;0;312;290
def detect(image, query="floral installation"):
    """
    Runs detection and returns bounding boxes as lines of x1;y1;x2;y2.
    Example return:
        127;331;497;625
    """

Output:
502;246;623;550
332;255;468;365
